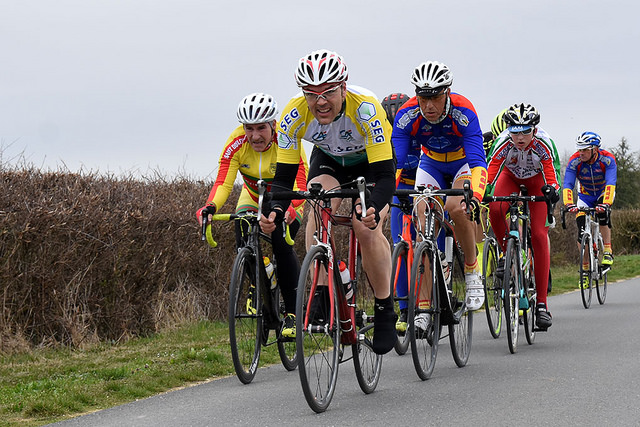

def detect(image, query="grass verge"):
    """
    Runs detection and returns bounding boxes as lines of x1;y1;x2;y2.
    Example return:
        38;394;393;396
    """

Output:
1;255;638;426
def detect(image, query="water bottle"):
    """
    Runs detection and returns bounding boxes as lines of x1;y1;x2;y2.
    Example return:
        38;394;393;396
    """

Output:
445;235;453;264
338;261;353;300
263;256;277;290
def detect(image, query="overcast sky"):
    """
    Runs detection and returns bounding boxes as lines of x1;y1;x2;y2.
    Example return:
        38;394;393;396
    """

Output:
2;0;639;180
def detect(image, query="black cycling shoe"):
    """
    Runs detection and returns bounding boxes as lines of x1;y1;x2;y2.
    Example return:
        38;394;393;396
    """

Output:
535;303;552;330
373;297;398;355
308;286;329;325
495;258;505;280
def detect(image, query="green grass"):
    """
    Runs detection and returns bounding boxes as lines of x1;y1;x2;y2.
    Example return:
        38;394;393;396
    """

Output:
1;255;639;427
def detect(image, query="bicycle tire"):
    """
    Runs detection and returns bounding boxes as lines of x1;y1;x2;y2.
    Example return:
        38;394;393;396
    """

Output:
502;239;520;354
579;233;593;309
596;234;608;305
228;247;262;384
482;237;502;339
296;245;340;413
449;240;473;367
390;240;410;355
408;241;439;380
352;253;382;394
275;286;297;371
522;244;536;345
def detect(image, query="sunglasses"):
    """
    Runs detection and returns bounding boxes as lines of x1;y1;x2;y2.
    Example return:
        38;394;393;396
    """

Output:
509;128;534;136
302;84;342;102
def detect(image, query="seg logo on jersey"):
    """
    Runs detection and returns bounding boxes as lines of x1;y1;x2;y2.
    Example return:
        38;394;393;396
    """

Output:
278;133;297;150
280;108;300;133
357;102;376;121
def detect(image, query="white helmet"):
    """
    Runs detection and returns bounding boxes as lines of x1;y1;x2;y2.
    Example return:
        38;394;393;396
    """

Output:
236;93;278;124
411;61;453;96
294;49;348;87
575;131;602;150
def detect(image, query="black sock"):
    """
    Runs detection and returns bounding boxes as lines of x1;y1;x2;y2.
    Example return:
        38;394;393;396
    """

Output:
372;296;397;355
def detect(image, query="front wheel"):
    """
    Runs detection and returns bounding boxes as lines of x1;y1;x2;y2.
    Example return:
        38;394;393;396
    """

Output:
595;235;608;305
390;240;410;355
482;237;502;339
408;241;439;380
449;241;473;367
522;250;536;345
503;239;520;354
296;245;340;413
228;247;262;384
579;233;593;309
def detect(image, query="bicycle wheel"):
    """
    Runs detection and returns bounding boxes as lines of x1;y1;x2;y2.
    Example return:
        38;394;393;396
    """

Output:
228;247;262;384
408;241;439;380
296;245;340;413
579;233;593;309
275;286;297;371
449;241;473;367
522;248;536;345
595;234;608;305
390;240;410;355
502;239;520;354
352;253;382;394
482;236;502;339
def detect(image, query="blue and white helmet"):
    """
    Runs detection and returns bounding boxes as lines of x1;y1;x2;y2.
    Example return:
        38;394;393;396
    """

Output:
575;131;601;150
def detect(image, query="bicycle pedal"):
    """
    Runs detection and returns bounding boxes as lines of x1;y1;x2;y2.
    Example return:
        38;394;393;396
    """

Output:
533;326;548;332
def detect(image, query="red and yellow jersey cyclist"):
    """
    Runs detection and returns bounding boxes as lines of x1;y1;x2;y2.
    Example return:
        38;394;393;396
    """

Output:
197;93;308;336
486;103;560;330
562;131;617;274
392;60;488;327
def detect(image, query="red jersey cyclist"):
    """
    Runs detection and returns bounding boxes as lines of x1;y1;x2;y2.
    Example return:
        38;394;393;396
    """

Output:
260;49;398;355
562;131;617;285
197;93;308;338
392;61;488;338
486;103;560;330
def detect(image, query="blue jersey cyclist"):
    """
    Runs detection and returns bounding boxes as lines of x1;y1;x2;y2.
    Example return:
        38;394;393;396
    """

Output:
260;49;398;355
392;61;488;337
562;131;617;280
381;92;418;334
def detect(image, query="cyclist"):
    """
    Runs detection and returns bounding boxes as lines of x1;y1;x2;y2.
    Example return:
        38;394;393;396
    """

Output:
197;92;308;338
486;103;560;330
392;60;488;338
260;49;398;355
382;92;416;334
562;131;617;285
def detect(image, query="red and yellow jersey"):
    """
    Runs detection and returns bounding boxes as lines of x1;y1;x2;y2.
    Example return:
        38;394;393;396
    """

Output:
206;125;308;220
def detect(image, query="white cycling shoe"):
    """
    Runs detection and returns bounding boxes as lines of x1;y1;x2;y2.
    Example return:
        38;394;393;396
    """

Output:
465;272;484;311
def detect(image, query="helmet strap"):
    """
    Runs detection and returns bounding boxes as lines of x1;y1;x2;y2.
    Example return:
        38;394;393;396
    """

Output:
422;93;451;125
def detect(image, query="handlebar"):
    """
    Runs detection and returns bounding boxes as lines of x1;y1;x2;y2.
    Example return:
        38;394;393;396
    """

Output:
560;205;611;229
483;186;555;225
393;179;475;219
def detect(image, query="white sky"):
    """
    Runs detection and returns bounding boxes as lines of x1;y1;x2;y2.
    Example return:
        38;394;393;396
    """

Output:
1;0;639;180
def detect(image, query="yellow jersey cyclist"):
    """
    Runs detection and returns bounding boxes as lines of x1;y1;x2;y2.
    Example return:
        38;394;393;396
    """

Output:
392;61;488;340
260;49;398;355
197;93;308;338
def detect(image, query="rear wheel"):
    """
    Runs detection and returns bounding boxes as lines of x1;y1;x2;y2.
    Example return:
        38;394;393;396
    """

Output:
482;237;502;338
408;241;439;380
296;245;340;413
503;239;520;354
595;235;608;305
352;252;382;394
390;240;411;355
449;241;473;367
228;247;262;384
579;233;593;309
275;286;297;371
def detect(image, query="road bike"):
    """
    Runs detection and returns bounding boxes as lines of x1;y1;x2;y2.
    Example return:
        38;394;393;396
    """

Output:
561;206;611;308
200;182;296;384
396;182;474;380
484;186;553;354
389;192;415;356
270;177;382;413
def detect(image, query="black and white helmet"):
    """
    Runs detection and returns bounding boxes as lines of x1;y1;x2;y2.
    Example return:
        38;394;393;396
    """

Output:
294;49;348;87
236;93;278;124
503;103;540;130
410;61;453;96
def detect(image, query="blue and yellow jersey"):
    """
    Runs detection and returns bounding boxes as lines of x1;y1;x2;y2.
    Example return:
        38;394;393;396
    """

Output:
276;86;393;167
562;149;617;205
207;125;308;220
392;93;487;200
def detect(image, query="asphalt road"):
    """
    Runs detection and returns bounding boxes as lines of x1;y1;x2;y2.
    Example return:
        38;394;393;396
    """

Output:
52;277;640;426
